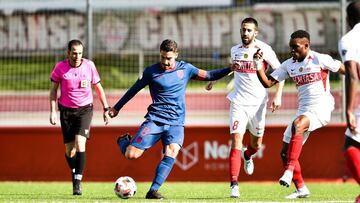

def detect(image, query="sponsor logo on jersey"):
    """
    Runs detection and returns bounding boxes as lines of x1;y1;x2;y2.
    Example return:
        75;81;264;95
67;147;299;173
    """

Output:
234;60;256;73
292;72;322;86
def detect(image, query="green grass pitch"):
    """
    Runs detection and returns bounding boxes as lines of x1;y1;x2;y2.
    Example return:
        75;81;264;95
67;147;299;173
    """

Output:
0;181;358;202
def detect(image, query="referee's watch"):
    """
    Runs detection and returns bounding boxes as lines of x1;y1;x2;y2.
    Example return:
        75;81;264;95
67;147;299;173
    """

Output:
104;107;110;112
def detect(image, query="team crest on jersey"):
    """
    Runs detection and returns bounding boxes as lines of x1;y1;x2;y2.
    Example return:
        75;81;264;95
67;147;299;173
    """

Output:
177;70;184;79
299;67;304;72
244;53;248;58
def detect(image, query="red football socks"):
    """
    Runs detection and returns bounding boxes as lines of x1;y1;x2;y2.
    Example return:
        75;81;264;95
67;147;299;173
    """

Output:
244;144;258;160
281;142;304;189
287;135;303;171
292;160;305;189
344;146;360;184
229;148;241;183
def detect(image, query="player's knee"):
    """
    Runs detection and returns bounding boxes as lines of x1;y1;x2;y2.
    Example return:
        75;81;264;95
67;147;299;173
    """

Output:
231;133;243;149
293;118;308;135
125;153;138;160
251;142;261;150
65;148;76;157
125;149;142;160
164;144;180;158
164;148;179;158
165;151;178;158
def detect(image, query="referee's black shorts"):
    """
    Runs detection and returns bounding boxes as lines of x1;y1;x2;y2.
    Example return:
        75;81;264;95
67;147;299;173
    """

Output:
58;103;93;143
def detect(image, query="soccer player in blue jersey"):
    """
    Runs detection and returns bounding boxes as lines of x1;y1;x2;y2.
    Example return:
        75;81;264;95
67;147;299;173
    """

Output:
108;39;234;199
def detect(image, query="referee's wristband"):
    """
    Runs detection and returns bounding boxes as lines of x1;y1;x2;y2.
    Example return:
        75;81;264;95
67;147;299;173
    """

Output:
104;107;110;111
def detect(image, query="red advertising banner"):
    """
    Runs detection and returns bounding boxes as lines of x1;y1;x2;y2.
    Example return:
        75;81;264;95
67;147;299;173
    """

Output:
0;125;348;182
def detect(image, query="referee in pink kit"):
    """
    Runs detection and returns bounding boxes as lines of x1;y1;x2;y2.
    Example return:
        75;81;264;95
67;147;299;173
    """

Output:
49;39;110;195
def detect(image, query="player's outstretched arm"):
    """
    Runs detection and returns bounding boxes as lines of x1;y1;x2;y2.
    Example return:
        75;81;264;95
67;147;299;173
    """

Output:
205;71;234;91
108;107;119;118
205;80;216;91
256;67;277;88
201;67;232;81
110;76;148;118
254;49;278;88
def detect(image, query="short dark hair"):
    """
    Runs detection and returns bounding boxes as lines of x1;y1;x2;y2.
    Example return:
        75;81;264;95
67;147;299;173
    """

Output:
160;39;178;52
67;39;83;51
241;17;258;28
347;1;360;27
290;30;310;41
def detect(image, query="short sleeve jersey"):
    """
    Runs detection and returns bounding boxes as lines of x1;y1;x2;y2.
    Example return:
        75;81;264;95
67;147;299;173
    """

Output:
339;23;360;65
339;23;360;141
50;59;100;108
271;50;341;112
227;39;280;105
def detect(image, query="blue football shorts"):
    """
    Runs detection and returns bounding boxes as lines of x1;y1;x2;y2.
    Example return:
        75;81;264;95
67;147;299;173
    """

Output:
130;120;184;150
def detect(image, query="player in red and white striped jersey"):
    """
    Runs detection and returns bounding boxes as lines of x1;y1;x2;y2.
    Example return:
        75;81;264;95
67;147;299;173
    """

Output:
256;30;345;199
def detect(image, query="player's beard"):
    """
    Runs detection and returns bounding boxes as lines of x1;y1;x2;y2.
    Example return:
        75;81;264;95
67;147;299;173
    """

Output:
241;35;254;46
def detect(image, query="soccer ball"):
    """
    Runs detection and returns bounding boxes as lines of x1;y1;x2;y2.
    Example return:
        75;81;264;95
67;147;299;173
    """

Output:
114;176;137;199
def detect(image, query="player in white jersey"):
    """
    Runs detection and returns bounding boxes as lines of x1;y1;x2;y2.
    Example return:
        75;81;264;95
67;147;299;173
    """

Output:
338;1;360;202
207;17;284;198
255;30;345;199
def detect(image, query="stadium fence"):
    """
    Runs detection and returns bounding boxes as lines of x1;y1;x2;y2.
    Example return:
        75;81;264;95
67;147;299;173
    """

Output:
0;0;349;126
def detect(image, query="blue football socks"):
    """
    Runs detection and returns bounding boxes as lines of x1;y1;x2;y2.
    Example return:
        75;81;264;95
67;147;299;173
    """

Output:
150;156;175;191
117;138;130;155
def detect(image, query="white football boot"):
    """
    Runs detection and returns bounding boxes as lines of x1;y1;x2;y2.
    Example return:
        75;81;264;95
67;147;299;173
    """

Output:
285;185;310;199
279;169;293;187
242;148;254;175
230;185;240;198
